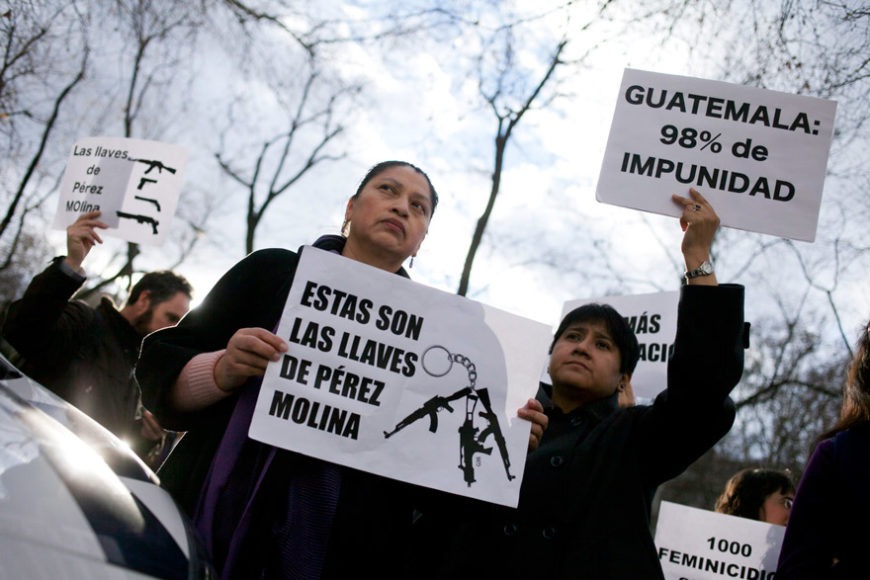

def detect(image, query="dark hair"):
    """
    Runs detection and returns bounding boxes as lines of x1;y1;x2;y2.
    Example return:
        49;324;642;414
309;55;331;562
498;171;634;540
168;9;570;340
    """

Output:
127;270;193;306
714;467;795;520
817;318;870;444
354;160;439;217
550;303;640;375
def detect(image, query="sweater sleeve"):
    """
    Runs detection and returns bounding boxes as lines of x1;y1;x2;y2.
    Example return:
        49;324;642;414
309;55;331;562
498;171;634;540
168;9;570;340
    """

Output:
136;248;298;430
167;350;233;412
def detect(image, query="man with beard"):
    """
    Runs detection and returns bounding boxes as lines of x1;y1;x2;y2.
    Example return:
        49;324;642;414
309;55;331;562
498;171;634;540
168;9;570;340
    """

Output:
1;210;192;466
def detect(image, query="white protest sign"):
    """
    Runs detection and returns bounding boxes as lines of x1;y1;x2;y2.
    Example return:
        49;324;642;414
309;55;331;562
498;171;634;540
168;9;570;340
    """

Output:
53;136;189;246
249;247;552;508
596;68;837;242
655;501;784;580
543;292;679;400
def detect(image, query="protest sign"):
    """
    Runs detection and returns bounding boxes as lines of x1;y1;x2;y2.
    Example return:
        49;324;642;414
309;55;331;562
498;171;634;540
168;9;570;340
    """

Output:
248;246;552;508
596;68;837;242
543;291;679;400
53;136;188;246
655;501;784;580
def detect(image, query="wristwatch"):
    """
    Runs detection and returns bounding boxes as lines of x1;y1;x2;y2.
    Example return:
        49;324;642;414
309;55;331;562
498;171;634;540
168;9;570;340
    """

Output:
684;259;714;283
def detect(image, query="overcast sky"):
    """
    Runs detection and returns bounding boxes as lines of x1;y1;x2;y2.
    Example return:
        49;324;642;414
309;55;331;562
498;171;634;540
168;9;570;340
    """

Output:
48;2;866;346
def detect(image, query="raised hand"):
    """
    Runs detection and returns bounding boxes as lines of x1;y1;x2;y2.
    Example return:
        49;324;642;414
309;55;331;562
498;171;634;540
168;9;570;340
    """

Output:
65;210;108;272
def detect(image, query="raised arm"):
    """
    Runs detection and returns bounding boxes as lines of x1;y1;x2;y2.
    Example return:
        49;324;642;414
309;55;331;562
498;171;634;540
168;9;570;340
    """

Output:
671;188;719;287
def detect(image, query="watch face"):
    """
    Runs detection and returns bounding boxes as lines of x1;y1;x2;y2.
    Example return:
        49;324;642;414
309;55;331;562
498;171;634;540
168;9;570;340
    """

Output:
687;260;714;278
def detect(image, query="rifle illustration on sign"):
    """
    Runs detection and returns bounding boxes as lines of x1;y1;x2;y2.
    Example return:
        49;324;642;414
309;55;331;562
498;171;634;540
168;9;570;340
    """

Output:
384;345;515;487
115;157;177;236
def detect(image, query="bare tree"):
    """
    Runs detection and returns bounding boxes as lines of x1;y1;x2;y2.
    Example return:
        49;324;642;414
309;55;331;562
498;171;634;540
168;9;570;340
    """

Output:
457;35;567;296
0;4;89;256
214;54;356;254
76;0;209;299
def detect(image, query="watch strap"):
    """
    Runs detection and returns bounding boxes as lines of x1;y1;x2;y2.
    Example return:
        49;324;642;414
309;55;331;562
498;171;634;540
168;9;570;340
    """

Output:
684;259;714;280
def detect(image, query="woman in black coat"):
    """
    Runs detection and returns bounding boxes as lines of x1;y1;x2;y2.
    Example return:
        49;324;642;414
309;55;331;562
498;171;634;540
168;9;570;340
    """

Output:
419;188;749;580
137;161;444;579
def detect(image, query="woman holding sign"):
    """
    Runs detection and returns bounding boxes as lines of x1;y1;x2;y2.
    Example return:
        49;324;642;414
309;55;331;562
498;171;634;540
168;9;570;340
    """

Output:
136;159;546;580
417;188;749;580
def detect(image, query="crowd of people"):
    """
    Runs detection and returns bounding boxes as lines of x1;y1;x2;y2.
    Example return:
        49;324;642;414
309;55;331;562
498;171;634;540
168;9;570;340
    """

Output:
0;159;863;579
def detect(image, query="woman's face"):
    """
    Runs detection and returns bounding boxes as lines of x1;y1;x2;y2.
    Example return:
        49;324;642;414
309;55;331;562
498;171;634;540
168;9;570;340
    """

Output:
759;489;793;526
344;165;433;267
547;319;627;412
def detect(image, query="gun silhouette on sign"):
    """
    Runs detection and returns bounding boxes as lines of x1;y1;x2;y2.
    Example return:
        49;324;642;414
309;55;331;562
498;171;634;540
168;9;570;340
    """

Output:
134;195;161;212
384;346;515;487
132;158;177;175
117;210;159;235
384;387;472;438
137;177;158;190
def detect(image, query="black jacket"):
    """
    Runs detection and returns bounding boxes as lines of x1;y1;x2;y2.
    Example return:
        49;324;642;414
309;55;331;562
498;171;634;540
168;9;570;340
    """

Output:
2;257;143;441
419;283;748;580
137;243;421;579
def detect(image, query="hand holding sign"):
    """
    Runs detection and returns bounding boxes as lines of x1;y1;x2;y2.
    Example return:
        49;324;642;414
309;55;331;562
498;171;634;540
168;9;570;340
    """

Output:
63;211;108;273
53;136;188;246
249;247;553;507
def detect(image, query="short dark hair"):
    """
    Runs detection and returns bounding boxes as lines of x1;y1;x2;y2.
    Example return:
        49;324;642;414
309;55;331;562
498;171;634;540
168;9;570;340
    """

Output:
127;270;192;306
714;467;795;520
354;160;439;217
550;303;640;376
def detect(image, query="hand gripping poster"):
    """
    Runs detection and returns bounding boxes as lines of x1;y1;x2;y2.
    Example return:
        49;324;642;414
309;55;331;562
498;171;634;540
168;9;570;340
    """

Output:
249;247;553;508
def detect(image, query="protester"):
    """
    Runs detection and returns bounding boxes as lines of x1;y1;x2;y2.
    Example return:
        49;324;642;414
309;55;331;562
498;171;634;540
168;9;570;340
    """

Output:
714;467;796;525
776;318;870;578
135;160;547;579
1;210;192;466
414;188;749;579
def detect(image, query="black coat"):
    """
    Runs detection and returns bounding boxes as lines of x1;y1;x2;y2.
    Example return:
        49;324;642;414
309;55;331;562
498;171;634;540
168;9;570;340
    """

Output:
776;421;870;579
419;283;748;580
2;257;143;441
137;243;421;579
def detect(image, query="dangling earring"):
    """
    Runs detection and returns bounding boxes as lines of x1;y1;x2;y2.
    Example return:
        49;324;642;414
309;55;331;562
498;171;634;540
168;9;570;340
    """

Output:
409;256;415;269
341;218;350;237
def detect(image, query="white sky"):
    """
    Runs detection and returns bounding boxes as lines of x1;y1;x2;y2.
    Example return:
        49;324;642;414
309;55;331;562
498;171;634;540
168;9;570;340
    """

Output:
46;2;867;347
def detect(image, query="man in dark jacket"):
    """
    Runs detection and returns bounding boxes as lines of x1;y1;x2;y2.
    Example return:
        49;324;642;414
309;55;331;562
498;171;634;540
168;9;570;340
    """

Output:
418;188;749;579
1;210;192;465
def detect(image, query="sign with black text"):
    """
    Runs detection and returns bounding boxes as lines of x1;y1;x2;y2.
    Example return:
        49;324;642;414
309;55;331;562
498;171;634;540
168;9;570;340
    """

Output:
597;68;837;242
655;501;784;580
249;247;552;507
53;136;188;246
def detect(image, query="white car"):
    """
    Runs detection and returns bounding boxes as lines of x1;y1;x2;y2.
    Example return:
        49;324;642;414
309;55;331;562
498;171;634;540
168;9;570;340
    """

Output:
0;353;214;579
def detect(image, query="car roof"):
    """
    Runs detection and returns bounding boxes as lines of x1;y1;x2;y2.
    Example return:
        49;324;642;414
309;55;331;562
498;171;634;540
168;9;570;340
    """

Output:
0;352;212;578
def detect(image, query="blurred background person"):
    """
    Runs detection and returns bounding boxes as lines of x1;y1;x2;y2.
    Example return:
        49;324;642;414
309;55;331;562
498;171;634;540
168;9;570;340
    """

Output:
1;210;192;466
714;467;796;526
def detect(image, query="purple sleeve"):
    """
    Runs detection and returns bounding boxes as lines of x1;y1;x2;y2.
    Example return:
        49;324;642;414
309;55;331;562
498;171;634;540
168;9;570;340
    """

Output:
776;438;840;578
